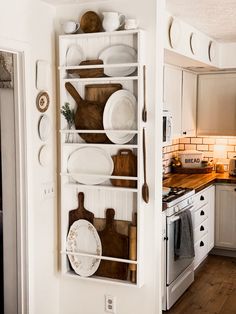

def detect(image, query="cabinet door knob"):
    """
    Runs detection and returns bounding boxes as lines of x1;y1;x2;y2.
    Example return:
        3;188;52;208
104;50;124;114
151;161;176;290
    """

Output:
234;188;236;192
200;210;205;216
200;226;204;231
200;195;204;201
200;241;204;247
183;131;187;135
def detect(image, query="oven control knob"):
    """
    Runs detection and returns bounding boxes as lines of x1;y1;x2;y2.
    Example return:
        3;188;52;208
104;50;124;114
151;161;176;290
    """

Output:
187;198;192;205
174;206;179;213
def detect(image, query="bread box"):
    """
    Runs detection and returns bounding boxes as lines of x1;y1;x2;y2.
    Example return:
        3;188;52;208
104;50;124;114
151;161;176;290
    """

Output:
178;150;203;168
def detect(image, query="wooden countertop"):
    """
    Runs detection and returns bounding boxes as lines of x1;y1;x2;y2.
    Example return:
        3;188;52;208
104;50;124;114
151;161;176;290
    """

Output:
163;171;236;193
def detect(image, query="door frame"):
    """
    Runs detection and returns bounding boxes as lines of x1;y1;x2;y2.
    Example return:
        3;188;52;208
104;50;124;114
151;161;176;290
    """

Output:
0;37;31;314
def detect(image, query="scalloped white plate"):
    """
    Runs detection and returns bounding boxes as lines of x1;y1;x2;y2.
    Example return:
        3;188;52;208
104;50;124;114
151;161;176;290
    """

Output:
67;219;102;277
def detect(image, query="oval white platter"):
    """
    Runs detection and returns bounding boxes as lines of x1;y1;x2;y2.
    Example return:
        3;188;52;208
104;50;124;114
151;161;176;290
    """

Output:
99;44;137;77
67;147;114;185
66;219;102;277
66;44;85;67
38;114;51;141
190;32;200;56
169;18;182;49
103;90;137;144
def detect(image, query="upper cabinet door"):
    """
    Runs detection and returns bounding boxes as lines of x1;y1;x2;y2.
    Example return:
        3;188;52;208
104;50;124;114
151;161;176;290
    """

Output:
182;71;197;137
197;74;236;136
163;65;182;139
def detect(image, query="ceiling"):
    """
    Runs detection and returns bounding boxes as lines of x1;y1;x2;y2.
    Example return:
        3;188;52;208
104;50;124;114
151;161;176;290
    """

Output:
166;0;236;42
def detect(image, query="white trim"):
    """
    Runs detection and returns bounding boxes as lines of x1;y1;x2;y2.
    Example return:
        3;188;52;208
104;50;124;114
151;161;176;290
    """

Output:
0;37;31;314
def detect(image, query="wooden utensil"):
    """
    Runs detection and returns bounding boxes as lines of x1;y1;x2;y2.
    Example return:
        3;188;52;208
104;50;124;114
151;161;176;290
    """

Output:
85;83;122;104
129;213;137;283
142;128;149;203
80;11;102;33
67;60;104;78
95;208;129;280
111;149;137;188
142;65;147;122
68;192;94;230
65;82;108;143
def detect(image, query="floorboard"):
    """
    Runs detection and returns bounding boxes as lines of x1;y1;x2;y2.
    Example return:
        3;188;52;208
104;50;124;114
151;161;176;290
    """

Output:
165;255;236;314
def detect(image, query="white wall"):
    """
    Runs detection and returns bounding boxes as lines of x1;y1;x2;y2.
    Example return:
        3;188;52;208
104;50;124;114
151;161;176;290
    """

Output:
55;0;163;314
0;1;59;314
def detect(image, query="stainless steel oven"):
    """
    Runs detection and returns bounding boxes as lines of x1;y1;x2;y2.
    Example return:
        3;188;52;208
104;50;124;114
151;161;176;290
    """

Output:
162;189;195;310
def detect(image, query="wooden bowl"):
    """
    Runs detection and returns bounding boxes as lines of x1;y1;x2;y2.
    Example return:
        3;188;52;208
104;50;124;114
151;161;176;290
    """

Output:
80;11;102;33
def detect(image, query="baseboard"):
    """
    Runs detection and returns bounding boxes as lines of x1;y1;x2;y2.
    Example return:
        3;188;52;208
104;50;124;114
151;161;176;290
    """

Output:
210;248;236;258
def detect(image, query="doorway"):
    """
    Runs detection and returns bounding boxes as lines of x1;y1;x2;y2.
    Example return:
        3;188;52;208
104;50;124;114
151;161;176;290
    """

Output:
0;49;27;314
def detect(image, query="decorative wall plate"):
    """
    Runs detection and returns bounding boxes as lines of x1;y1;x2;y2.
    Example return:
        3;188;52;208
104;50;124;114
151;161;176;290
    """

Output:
38;114;51;141
36;60;50;90
38;145;51;167
66;219;102;277
36;91;50;112
208;41;216;62
169;18;182;49
190;32;200;55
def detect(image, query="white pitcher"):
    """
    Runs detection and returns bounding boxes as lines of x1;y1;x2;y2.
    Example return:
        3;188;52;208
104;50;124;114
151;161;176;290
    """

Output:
102;12;125;32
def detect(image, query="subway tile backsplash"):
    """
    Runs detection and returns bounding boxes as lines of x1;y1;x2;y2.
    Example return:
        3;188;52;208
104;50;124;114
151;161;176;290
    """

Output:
162;136;236;174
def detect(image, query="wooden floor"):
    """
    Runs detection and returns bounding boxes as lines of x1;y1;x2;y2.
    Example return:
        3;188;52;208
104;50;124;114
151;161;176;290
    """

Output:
166;255;236;314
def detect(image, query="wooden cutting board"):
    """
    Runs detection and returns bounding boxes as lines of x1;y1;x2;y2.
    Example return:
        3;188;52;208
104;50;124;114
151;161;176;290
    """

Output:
85;83;122;104
95;208;129;280
67;60;104;78
65;82;108;143
68;192;94;230
111;149;137;188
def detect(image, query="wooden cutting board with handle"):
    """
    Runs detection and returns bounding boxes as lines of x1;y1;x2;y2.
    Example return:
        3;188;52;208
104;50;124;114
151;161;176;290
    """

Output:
65;82;108;143
111;149;137;188
95;208;129;280
85;83;122;104
68;192;94;230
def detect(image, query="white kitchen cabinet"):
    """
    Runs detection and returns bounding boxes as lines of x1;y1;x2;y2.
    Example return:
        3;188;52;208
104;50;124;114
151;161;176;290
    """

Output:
163;65;182;139
215;185;236;249
182;71;197;137
207;186;215;251
197;73;236;136
193;185;215;269
163;65;197;138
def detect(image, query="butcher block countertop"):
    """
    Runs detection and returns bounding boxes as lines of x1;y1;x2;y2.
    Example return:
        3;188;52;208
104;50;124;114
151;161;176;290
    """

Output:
163;171;236;193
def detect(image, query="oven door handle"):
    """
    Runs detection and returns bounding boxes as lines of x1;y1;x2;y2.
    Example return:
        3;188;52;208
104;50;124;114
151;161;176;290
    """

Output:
167;205;194;225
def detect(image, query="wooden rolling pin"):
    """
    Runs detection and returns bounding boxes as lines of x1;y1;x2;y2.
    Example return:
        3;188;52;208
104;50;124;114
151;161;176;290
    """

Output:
129;213;137;283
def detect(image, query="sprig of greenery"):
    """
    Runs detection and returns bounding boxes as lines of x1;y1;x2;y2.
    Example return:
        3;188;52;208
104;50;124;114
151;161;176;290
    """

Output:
61;102;75;125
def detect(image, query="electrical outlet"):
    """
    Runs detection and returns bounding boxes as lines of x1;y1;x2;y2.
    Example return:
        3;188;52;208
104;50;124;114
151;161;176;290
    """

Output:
41;182;55;200
105;295;116;313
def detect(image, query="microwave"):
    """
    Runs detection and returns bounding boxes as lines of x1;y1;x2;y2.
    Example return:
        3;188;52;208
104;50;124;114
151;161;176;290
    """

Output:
163;110;172;146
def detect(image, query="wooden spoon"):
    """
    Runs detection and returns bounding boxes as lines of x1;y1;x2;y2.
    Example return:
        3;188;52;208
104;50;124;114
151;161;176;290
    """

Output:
142;128;149;203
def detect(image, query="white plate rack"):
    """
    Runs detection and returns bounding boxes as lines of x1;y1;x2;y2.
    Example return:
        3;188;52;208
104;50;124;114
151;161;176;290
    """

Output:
59;29;146;287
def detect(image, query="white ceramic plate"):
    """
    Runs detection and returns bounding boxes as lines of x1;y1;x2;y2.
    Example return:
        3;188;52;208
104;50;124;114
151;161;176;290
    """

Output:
169;19;182;49
66;44;85;66
190;32;200;55
66;219;102;277
99;44;137;77
38;114;51;141
38;145;51;167
67;147;114;185
208;41;216;62
103;90;137;144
